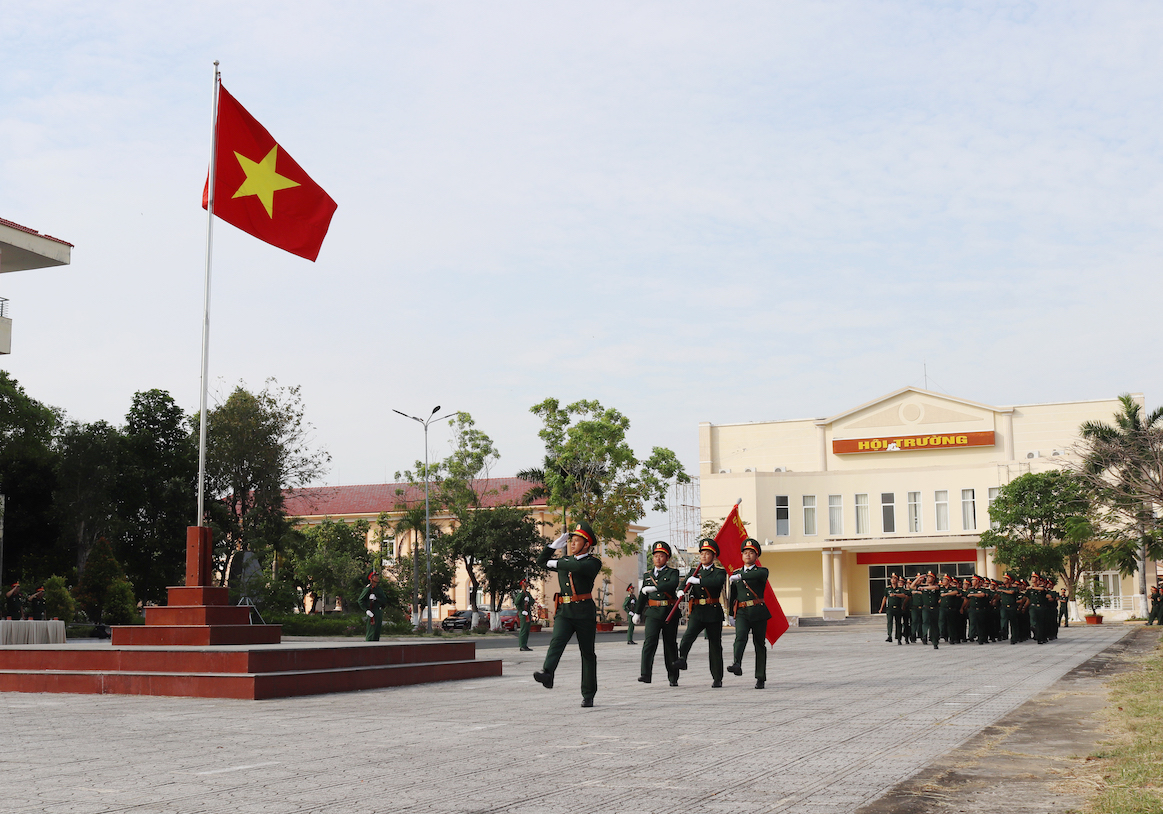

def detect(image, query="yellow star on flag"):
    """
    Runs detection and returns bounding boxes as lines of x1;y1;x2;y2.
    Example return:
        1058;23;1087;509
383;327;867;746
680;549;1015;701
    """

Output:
232;146;301;218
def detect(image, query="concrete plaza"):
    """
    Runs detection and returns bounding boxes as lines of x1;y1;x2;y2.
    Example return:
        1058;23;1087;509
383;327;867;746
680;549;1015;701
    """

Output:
0;622;1131;814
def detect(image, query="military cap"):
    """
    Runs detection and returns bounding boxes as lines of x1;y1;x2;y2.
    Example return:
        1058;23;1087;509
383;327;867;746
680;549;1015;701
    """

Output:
741;538;762;555
569;519;596;548
698;538;720;556
651;540;673;558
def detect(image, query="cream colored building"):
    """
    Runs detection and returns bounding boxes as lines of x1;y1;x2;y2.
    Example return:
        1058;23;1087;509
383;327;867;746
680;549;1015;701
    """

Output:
699;387;1152;620
1;217;73;354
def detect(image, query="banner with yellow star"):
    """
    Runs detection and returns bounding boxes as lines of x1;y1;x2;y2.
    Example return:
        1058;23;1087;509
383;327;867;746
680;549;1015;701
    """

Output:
201;85;337;261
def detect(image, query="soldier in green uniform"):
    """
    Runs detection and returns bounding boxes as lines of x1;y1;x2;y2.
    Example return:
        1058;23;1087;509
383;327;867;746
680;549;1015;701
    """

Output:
632;541;681;686
908;575;925;644
997;574;1019;643
921;573;940;649
357;571;390;642
938;575;963;644
1147;584;1162;625
879;574;909;645
534;520;603;707
674;538;727;687
966;576;990;644
5;582;24;620
622;584;638;644
727;538;771;689
1058;587;1071;629
27;587;46;621
512;579;535;651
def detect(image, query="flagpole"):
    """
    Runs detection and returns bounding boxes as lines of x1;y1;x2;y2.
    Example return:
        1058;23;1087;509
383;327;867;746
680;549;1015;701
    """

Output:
196;61;221;526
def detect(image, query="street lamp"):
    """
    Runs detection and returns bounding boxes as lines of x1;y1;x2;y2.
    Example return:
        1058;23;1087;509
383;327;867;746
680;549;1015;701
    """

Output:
393;405;455;633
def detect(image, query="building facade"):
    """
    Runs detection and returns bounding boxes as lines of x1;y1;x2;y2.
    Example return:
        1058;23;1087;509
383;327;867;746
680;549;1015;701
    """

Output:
698;387;1152;620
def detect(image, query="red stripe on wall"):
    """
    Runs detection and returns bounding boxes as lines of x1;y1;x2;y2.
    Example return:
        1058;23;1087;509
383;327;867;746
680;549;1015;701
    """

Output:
856;549;978;565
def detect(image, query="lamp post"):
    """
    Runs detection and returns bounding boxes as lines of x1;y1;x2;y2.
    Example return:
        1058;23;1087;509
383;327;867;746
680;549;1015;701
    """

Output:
393;406;455;633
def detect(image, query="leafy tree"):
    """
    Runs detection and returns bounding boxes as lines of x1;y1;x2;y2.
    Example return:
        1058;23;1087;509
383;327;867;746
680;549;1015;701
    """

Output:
43;575;75;622
391;504;430;615
978;471;1091;597
202;380;330;584
1077;394;1163;605
528;397;690;558
102;579;138;625
54;420;123;575
71;537;127;623
388;534;455;617
448;506;547;611
118;390;197;603
292;519;375;610
0;371;61;582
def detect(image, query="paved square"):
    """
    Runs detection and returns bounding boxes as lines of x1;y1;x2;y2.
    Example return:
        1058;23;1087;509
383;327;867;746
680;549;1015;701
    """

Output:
0;623;1128;814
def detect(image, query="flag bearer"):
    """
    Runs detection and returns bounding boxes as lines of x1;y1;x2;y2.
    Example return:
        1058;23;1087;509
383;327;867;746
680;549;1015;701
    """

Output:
727;538;771;689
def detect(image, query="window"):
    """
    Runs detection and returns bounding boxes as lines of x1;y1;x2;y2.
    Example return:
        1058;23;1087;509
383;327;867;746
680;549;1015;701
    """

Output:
988;487;1000;531
961;489;976;530
828;495;843;535
881;492;895;533
803;495;817;536
775;495;790;536
935;490;949;531
907;491;921;533
855;493;869;534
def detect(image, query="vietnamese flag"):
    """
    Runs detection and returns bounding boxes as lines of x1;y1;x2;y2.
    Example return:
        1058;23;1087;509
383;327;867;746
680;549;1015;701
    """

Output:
202;85;336;261
715;503;791;645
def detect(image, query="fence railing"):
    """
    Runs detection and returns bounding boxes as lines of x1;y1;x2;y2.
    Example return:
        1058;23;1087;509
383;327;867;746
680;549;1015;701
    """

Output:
0;297;8;319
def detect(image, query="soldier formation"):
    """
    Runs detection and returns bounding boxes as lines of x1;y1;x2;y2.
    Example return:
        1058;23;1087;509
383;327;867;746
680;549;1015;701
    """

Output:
4;582;46;621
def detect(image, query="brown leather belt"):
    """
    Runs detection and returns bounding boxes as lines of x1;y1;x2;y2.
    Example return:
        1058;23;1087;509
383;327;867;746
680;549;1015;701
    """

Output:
560;593;592;604
647;599;674;607
690;598;721;606
737;599;764;608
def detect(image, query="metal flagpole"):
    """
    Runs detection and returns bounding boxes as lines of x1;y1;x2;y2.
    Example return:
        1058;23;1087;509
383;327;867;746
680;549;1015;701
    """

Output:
196;61;221;526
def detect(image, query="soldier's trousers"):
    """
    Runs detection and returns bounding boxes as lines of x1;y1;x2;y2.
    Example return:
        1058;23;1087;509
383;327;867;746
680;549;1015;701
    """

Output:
910;607;923;642
542;613;597;699
732;611;767;680
888;609;906;641
517;617;531;649
626;617;636;642
679;613;723;681
939;608;960;643
1031;606;1046;643
968;609;987;643
922;608;939;643
641;614;679;682
1000;607;1017;643
365;612;383;642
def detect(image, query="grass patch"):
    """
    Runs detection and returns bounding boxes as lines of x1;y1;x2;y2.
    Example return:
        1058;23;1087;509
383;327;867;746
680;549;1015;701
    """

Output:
269;612;413;637
1086;635;1163;814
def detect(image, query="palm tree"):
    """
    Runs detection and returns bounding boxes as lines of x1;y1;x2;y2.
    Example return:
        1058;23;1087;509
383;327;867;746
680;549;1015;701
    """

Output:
393;505;430;617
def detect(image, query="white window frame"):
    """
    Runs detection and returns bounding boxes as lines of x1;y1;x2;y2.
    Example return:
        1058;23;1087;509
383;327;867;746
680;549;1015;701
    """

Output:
934;490;949;532
828;494;843;536
855;493;869;534
907;491;921;533
988;487;1000;531
775;495;790;537
961;488;976;531
803;495;817;536
881;492;895;534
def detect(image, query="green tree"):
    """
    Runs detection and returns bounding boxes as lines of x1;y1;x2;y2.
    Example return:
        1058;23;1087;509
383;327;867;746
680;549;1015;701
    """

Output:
452;506;547;611
292;519;375;611
1078;394;1163;606
978;471;1091;596
202;380;330;584
54;419;123;575
528;397;689;558
43;575;75;622
0;371;61;582
71;537;127;624
388;534;455;619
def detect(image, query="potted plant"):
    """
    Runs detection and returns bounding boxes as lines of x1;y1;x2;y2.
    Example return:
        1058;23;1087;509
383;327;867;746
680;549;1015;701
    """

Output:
596;611;619;632
1075;578;1106;624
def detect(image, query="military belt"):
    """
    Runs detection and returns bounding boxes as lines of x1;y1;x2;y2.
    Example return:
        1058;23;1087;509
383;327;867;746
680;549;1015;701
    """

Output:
647;599;674;607
560;593;593;604
689;598;721;606
736;599;764;608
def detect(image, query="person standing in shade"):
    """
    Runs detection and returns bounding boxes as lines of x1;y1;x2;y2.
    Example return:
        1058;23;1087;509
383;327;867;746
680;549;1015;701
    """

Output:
26;587;46;621
1147;584;1162;626
622;584;638;645
5;583;24;620
674;538;727;687
513;579;535;651
534;520;603;708
632;541;681;687
727;538;771;689
1058;586;1071;629
357;571;389;642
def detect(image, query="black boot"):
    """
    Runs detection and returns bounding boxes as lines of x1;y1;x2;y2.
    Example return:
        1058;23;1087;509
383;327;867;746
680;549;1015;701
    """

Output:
675;657;688;670
755;679;765;689
727;663;743;676
637;675;651;683
533;670;554;689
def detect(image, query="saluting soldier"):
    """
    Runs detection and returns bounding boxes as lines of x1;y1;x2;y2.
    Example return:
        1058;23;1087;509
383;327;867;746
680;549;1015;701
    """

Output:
727;538;771;689
908;576;925;644
632;541;682;686
27;587;46;621
966;576;990;645
534;520;603;708
357;571;390;642
938;575;963;645
623;584;638;645
513;579;535;651
921;573;941;649
674;538;728;687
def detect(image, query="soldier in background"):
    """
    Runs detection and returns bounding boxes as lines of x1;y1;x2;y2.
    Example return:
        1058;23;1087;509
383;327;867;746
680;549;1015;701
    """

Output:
27;587;46;621
5;583;24;620
727;538;772;689
622;584;638;645
357;571;389;642
1147;584;1162;626
513;579;535;651
675;538;727;687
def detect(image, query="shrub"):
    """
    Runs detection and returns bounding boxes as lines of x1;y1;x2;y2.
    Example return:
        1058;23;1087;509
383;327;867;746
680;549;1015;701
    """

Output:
102;580;139;625
43;576;76;622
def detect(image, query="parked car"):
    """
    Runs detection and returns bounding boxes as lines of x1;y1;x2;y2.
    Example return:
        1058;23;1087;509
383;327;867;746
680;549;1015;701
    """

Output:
499;609;519;631
441;610;477;631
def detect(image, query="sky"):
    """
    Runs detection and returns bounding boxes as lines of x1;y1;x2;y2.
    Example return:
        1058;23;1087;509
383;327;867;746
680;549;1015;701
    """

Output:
3;2;1162;542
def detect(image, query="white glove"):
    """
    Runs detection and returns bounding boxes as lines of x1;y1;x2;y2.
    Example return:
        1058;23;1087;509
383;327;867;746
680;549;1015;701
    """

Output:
727;616;735;627
676;589;685;599
642;586;657;595
547;559;558;569
686;576;701;586
550;533;570;550
521;611;529;617
369;593;376;600
365;610;374;618
631;613;641;625
729;572;742;582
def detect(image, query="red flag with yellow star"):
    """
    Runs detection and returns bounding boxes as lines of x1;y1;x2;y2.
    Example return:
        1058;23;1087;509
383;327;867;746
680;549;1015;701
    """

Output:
202;85;336;261
715;504;790;645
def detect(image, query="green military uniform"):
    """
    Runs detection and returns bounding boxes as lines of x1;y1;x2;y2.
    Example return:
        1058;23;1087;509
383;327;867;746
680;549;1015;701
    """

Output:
636;541;681;686
1148;586;1162;625
5;584;25;620
534;520;603;707
884;579;908;644
997;577;1019;643
676;538;727;686
1058;591;1070;628
921;580;940;649
513;583;535;651
357;573;391;641
622;587;638;644
909;581;925;644
939;580;962;644
966;578;990;644
27;589;46;621
728;538;771;688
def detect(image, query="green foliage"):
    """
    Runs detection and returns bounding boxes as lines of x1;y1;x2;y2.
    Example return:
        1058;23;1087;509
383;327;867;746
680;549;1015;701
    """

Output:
54;419;123;576
388;536;455;609
1074;577;1108;615
445;506;548;611
43;575;75;622
291;519;374;604
528;397;689;557
269;610;411;637
102;579;139;625
71;537;128;623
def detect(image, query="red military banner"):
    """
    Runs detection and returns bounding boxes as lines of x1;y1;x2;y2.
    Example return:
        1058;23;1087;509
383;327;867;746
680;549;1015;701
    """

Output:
714;504;790;645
